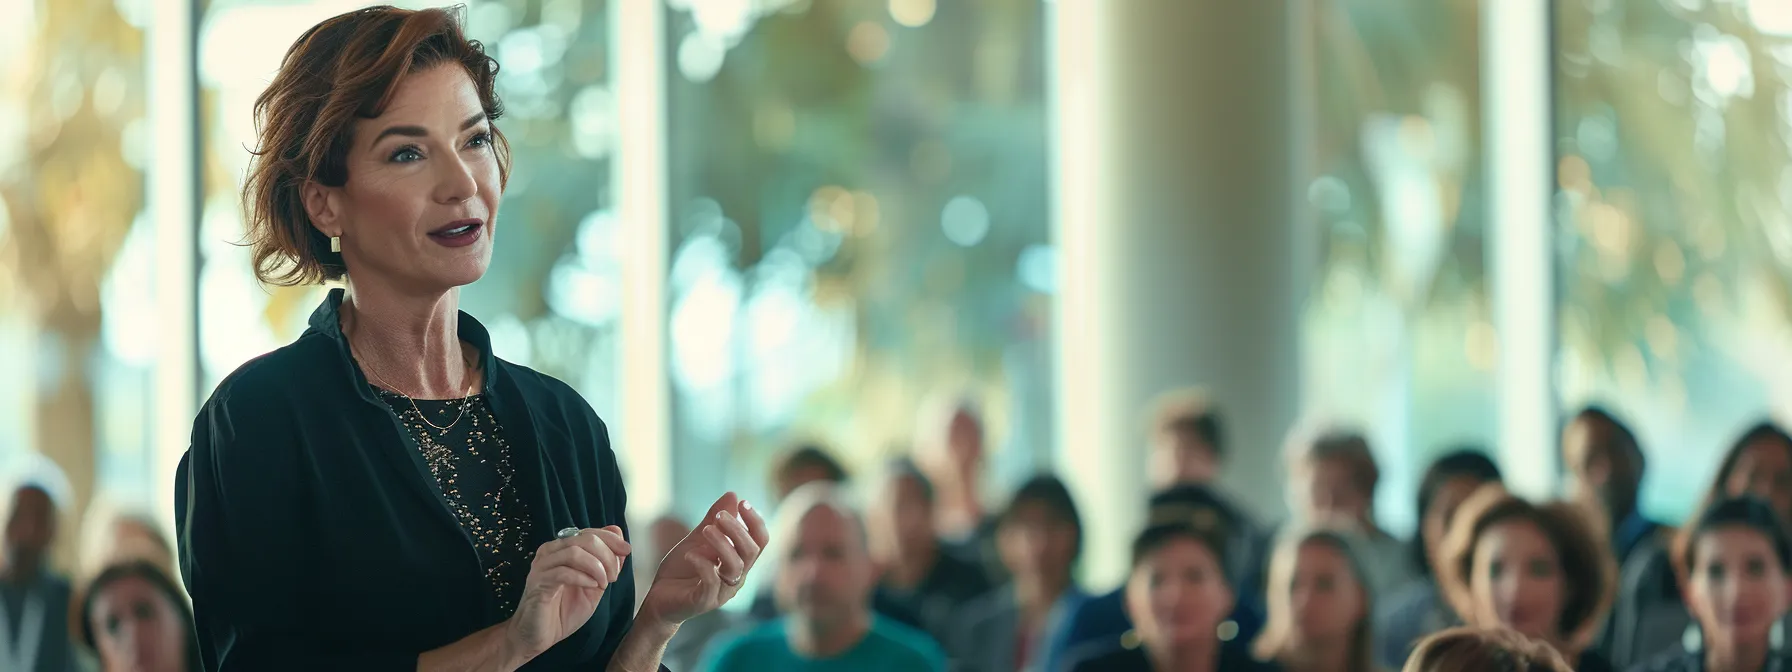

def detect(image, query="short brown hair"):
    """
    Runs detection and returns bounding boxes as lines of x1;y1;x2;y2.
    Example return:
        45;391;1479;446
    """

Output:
1435;486;1617;650
1401;627;1572;672
1147;389;1224;455
1293;430;1381;496
244;5;511;286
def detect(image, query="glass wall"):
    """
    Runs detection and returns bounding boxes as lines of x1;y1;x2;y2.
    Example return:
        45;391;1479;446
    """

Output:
0;0;152;555
661;0;1054;516
195;0;624;441
1554;0;1792;521
1303;0;1492;532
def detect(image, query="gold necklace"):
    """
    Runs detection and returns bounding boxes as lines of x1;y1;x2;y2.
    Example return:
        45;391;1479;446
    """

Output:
346;310;477;432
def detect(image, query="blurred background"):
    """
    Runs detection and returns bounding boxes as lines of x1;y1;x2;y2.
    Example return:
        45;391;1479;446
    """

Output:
2;0;1791;589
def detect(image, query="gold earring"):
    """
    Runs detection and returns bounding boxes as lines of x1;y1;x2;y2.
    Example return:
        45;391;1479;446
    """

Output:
330;235;341;253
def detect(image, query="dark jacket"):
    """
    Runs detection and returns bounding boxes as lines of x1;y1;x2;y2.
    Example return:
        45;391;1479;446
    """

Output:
1629;648;1791;672
177;289;647;671
1065;641;1280;672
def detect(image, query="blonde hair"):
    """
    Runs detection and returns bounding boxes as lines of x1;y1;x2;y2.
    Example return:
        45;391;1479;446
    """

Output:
1251;529;1377;672
1401;627;1572;672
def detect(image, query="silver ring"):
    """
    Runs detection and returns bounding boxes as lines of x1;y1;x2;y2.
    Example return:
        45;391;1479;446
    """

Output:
556;527;581;540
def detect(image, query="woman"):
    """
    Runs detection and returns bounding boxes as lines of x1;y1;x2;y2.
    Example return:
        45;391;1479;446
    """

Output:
176;7;769;670
80;561;199;672
1401;627;1571;672
1068;521;1280;672
1610;422;1792;669
1285;430;1415;600
1253;530;1380;672
952;475;1088;672
1630;496;1792;672
1436;486;1618;672
1375;450;1503;667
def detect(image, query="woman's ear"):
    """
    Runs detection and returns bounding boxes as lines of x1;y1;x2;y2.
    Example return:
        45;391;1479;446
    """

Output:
302;181;342;238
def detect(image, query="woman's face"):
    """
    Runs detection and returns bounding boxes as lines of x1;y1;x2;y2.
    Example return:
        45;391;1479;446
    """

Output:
1725;440;1792;520
1687;527;1792;647
307;63;502;293
1281;541;1366;646
997;501;1079;585
1125;537;1234;650
1423;476;1487;567
89;576;187;672
1468;519;1566;641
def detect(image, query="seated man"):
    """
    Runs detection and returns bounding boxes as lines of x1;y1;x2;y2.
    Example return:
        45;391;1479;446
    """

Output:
700;483;947;672
867;458;992;648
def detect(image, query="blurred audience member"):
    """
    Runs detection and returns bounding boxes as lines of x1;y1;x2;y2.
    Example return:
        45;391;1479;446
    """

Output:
1562;406;1660;566
1146;389;1227;489
951;475;1087;672
1065;521;1279;672
1400;627;1572;672
1253;530;1379;672
700;483;946;672
1;482;77;672
79;561;198;672
79;508;175;585
770;443;850;505
1606;421;1792;669
1376;449;1503;667
1046;485;1268;672
868;459;991;650
1437;486;1618;672
1632;496;1792;672
918;395;1002;580
1286;429;1414;599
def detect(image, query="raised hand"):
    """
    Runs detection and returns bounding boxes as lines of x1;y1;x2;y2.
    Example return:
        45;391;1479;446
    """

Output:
638;493;771;627
504;526;630;661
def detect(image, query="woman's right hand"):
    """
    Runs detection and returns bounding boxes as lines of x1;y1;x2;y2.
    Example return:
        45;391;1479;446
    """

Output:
502;526;631;663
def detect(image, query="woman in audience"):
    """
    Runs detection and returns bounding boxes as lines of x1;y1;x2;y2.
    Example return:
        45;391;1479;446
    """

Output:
80;560;200;672
1376;450;1503;667
952;475;1087;671
1068;521;1279;672
1286;430;1415;599
1608;421;1792;668
1401;627;1572;672
1252;529;1379;672
1632;496;1792;672
1436;486;1618;672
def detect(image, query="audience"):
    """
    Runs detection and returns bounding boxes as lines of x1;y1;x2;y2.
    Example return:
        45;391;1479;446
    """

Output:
1631;496;1792;672
1065;521;1280;672
917;396;1003;580
1253;529;1380;672
1045;484;1269;672
1563;407;1662;567
1607;421;1792;669
770;443;851;505
867;458;994;654
1376;449;1504;667
1285;429;1415;599
950;475;1087;672
1145;390;1261;570
79;560;198;672
1400;627;1572;672
699;483;947;672
1;482;78;672
1436;486;1619;672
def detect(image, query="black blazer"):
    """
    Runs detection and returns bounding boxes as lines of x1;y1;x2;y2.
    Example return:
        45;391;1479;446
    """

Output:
177;289;643;671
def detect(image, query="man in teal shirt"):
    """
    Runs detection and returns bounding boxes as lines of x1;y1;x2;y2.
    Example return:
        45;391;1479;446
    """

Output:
701;483;946;672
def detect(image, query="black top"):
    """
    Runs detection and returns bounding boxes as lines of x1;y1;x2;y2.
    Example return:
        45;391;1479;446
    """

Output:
877;547;994;649
0;572;75;672
375;390;534;615
177;289;648;671
1578;650;1617;672
1066;642;1282;672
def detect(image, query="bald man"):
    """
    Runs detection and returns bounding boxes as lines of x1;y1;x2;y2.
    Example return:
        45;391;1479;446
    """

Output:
700;484;945;672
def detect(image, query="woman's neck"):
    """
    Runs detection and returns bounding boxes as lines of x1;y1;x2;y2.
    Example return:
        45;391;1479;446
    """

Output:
1281;636;1351;672
341;282;474;399
1148;640;1218;672
1705;635;1770;672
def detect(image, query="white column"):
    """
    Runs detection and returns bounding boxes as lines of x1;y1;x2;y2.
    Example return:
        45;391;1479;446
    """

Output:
1484;0;1557;499
149;0;198;542
614;0;673;519
1051;0;1307;587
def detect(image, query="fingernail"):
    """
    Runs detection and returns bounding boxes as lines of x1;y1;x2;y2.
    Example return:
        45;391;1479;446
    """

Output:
716;510;727;521
741;499;754;512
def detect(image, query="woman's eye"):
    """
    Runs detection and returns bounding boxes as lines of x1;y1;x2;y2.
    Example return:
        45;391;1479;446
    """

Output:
467;131;493;148
390;146;423;163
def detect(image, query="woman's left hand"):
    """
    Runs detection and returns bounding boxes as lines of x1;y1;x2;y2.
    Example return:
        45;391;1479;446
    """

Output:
638;492;770;627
